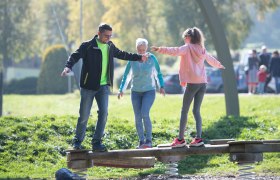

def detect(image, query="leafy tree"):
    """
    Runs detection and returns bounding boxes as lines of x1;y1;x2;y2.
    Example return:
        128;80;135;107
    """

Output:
159;0;251;50
67;0;107;49
0;0;33;116
101;0;173;65
151;0;280;51
0;0;33;68
244;7;280;48
43;0;70;51
102;0;151;52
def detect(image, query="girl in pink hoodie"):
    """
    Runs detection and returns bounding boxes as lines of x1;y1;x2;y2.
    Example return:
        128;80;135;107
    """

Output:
151;27;225;147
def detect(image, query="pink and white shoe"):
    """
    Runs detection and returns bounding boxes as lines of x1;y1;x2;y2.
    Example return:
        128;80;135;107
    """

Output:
189;138;204;147
171;138;186;148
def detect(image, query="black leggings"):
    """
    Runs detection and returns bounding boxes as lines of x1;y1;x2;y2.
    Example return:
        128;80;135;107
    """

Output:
179;83;206;139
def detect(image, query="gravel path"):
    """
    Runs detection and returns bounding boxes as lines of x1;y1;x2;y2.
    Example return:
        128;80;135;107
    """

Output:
134;174;280;180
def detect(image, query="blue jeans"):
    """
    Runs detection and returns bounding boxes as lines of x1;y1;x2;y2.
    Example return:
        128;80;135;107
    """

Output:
131;90;155;142
74;85;109;144
275;77;280;94
258;82;265;94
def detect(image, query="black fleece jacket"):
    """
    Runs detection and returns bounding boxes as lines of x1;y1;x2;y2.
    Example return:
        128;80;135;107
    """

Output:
65;35;142;90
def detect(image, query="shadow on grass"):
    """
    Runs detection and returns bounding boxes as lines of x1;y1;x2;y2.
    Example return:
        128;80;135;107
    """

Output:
179;115;258;174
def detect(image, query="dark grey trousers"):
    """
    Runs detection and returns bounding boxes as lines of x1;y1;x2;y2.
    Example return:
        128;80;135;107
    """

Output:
179;83;206;140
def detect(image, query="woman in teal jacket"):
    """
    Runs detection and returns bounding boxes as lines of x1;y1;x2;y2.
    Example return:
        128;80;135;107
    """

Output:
118;38;165;148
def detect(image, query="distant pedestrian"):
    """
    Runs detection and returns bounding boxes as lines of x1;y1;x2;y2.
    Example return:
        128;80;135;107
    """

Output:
247;49;259;94
259;45;271;92
270;50;280;94
257;65;267;94
151;27;225;147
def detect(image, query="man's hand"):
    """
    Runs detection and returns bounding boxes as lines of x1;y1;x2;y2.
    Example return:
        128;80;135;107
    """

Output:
150;46;159;52
141;53;150;62
61;67;71;76
117;92;123;99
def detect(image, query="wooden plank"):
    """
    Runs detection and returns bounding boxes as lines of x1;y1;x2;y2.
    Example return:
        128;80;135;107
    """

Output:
244;144;280;153
157;143;171;148
89;144;230;159
228;140;263;145
229;143;280;153
92;157;155;168
66;150;91;161
67;159;93;169
262;140;280;144
209;139;235;145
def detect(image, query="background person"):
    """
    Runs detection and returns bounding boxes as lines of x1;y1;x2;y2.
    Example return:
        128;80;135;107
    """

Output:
247;49;259;94
259;45;271;92
257;65;267;94
151;27;225;147
270;50;280;94
118;38;165;149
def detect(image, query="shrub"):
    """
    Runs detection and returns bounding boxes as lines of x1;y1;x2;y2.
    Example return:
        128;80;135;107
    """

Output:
4;77;37;94
37;45;70;94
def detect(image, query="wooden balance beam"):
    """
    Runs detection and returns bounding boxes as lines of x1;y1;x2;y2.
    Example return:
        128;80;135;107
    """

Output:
66;140;280;169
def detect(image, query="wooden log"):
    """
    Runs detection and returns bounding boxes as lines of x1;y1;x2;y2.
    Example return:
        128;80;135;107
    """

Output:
89;144;230;159
67;159;93;169
92;157;155;168
229;140;280;153
209;139;235;145
262;140;280;144
66;150;90;161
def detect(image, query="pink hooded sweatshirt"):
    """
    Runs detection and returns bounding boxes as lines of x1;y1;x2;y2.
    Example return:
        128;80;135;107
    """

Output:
157;43;223;85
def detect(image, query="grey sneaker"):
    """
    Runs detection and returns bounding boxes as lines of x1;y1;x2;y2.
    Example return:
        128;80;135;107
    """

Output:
137;140;145;149
138;140;152;149
145;140;152;148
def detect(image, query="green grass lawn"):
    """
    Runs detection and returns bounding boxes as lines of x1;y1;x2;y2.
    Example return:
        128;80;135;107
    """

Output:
1;93;280;179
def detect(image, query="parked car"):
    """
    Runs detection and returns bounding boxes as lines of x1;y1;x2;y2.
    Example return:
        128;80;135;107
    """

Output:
205;67;223;93
206;65;248;93
163;73;183;94
233;65;248;93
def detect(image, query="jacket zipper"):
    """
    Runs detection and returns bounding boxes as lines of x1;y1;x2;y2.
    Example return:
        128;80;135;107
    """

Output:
84;73;88;85
108;44;111;85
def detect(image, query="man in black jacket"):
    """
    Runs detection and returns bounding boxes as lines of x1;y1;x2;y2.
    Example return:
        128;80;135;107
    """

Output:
61;23;148;151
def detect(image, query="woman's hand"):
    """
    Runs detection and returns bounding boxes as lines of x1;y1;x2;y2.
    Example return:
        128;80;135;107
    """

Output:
159;88;165;96
117;92;123;99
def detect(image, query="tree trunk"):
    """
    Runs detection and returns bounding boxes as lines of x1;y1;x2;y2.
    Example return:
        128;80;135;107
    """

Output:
196;0;240;116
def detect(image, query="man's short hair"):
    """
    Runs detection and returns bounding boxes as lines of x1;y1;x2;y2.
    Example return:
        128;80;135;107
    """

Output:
98;23;112;33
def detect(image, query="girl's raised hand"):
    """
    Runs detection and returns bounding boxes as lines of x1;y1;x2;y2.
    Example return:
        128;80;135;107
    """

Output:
150;46;159;52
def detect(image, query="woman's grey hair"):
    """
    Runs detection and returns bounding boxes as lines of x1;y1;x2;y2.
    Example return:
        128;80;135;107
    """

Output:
136;38;148;48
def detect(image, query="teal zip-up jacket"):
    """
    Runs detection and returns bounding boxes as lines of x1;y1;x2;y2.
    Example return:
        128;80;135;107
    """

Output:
119;53;164;92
